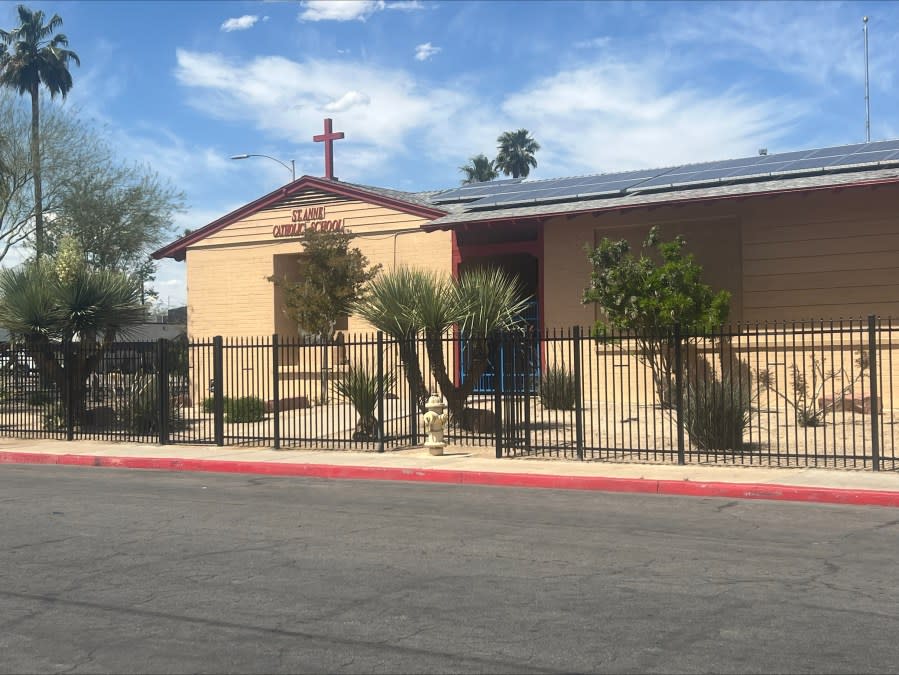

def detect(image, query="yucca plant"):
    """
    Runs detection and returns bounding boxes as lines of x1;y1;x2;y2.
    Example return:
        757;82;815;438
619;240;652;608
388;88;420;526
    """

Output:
0;240;144;427
355;266;530;424
333;365;396;440
352;267;435;410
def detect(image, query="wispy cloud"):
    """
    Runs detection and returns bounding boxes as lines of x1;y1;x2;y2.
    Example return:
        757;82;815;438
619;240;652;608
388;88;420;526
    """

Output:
501;59;801;176
574;36;610;50
298;0;423;22
414;42;440;61
221;15;260;32
324;90;371;112
173;47;798;185
663;3;898;92
299;1;381;22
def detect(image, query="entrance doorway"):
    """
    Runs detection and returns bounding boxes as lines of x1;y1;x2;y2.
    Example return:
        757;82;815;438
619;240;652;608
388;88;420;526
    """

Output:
458;253;540;393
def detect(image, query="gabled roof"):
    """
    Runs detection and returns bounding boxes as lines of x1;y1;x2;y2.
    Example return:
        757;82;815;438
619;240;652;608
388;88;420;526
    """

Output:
153;175;447;261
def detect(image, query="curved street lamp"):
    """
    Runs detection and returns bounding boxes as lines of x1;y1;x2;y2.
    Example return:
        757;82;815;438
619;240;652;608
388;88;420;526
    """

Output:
230;153;296;182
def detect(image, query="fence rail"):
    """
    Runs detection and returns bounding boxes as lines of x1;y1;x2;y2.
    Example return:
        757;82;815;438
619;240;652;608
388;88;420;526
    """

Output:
0;316;896;471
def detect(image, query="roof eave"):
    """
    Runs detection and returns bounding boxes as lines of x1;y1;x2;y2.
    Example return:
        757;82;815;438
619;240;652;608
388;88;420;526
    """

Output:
420;174;899;232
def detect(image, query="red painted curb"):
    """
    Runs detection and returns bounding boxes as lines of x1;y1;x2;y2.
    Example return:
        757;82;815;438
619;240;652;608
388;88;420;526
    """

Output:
1;450;898;507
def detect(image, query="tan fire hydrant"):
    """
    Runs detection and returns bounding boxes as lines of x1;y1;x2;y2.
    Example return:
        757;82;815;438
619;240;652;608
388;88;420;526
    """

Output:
421;393;448;455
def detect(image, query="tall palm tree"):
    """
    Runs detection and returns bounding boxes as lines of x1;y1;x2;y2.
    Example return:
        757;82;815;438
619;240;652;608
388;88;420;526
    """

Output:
459;154;498;184
0;5;80;259
495;128;540;179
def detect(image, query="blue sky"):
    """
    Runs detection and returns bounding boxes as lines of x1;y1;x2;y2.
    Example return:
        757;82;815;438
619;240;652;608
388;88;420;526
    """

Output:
4;0;898;307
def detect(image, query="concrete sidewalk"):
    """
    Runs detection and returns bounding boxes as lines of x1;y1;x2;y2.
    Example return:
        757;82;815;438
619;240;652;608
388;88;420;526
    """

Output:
2;437;899;507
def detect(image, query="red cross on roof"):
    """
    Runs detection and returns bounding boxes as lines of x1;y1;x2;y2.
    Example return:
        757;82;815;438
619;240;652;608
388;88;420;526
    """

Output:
313;118;345;180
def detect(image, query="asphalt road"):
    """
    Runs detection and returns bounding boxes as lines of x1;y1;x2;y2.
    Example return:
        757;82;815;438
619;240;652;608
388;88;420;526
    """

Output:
2;465;899;674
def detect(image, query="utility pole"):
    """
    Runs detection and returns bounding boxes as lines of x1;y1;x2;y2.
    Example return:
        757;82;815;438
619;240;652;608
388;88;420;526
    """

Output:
864;16;871;143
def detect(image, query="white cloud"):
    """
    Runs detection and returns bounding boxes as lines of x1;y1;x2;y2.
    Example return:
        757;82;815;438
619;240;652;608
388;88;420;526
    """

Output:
298;0;422;22
173;49;800;185
664;4;898;92
221;15;260;32
174;49;472;160
323;90;371;112
500;59;801;176
299;1;384;22
386;1;424;10
414;42;441;62
574;37;611;49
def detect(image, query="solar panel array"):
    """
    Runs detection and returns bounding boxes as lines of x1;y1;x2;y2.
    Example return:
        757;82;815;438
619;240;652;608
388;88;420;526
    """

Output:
428;139;899;212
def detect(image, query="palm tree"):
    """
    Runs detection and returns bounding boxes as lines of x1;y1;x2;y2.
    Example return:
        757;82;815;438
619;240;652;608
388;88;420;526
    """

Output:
459;154;498;184
0;5;80;259
495;128;540;178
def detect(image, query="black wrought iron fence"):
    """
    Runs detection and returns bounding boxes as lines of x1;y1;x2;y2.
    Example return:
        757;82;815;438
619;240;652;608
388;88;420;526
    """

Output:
0;317;895;470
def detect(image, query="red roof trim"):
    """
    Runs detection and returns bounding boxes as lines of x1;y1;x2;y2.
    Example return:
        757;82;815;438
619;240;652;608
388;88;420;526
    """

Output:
420;175;899;232
153;175;447;261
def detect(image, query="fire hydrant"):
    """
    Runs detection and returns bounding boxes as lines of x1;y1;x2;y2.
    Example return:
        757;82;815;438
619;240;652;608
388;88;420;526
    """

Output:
421;393;448;455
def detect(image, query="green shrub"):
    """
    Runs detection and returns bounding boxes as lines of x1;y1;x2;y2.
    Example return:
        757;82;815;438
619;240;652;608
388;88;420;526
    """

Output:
28;390;55;406
539;367;577;410
202;396;232;413
683;376;751;451
224;396;266;424
333;365;396;440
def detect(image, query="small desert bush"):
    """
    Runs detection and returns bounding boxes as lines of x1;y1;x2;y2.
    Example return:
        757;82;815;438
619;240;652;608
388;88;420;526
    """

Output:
224;396;266;424
539;367;577;410
683;377;751;451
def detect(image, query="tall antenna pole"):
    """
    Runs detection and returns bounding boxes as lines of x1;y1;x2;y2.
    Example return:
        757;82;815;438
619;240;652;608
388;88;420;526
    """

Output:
864;16;871;142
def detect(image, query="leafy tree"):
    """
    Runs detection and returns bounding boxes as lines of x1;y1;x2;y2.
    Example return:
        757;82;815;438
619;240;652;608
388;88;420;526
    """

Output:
583;226;731;404
459;154;498;184
268;228;380;342
0;4;80;259
353;266;530;421
495;128;540;178
0;236;145;425
0;90;94;264
47;161;185;296
269;228;380;404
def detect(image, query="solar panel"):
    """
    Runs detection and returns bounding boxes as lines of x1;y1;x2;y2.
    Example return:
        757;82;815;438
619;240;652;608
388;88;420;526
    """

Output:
861;139;899;152
469;169;662;208
826;149;899;167
804;143;869;158
430;178;525;203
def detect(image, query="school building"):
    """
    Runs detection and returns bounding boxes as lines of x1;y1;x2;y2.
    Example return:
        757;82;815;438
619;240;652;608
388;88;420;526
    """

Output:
153;120;899;339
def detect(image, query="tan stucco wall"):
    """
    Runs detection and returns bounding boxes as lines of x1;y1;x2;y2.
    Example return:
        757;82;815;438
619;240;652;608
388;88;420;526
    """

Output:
543;183;899;327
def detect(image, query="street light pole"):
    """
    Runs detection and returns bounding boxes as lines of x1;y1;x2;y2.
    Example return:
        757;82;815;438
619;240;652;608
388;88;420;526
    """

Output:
230;153;296;182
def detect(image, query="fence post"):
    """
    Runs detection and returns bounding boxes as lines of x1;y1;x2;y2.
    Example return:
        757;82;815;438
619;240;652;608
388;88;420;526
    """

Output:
573;326;584;460
674;324;686;465
494;332;504;459
868;315;880;471
377;331;385;453
65;342;75;441
272;334;281;450
213;335;224;447
157;339;170;445
408;338;419;445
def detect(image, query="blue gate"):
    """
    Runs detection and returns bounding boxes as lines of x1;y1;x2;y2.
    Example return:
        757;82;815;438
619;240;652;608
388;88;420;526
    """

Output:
461;301;540;393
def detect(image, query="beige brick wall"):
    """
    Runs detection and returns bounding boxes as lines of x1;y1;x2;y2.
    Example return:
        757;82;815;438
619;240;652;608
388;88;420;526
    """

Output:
185;191;452;341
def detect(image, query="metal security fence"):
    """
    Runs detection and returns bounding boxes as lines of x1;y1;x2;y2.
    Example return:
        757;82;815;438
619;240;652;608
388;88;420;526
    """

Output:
0;317;896;470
